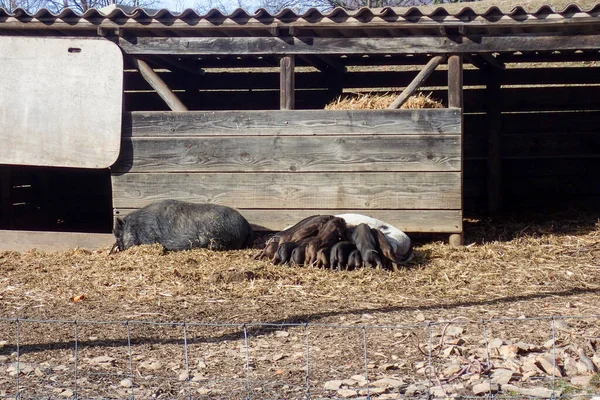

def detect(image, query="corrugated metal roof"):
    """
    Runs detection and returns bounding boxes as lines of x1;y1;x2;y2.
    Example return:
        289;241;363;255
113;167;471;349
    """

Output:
0;3;599;28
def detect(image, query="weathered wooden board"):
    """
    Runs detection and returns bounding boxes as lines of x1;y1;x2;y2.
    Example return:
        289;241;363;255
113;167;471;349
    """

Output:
118;35;600;56
111;172;461;210
0;37;123;168
123;109;461;137
280;55;295;110
113;135;461;173
114;208;463;233
0;230;115;252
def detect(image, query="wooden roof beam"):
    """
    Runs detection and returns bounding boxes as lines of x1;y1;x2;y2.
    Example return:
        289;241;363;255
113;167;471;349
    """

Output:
118;35;600;56
388;55;447;110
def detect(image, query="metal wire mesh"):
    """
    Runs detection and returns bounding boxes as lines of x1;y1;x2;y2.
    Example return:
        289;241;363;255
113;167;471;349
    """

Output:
0;315;599;399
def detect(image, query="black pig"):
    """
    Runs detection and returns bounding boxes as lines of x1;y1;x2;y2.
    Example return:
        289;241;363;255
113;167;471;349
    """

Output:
329;241;356;271
111;200;253;253
347;249;363;270
352;223;383;268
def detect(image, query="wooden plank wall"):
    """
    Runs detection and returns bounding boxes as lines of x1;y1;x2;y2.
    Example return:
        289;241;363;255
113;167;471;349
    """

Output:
119;64;600;214
111;109;463;232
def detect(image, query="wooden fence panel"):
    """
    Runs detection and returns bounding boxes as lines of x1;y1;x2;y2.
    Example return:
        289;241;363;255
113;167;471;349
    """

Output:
112;109;463;232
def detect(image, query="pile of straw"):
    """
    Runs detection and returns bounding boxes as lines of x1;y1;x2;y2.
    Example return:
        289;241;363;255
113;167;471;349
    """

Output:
325;92;444;110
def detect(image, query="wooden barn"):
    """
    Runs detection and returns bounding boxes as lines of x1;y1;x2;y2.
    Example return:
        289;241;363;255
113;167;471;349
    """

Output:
1;1;599;250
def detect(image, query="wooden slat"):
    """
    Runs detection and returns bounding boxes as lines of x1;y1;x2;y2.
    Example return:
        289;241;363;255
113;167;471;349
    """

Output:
111;172;461;210
112;135;461;173
0;230;115;252
118;35;600;56
123;109;461;137
113;208;463;233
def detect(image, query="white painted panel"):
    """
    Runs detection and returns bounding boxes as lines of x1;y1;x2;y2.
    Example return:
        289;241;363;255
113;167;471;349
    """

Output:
0;37;123;168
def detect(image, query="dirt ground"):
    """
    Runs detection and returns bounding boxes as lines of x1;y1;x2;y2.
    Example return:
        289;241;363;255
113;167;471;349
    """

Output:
0;209;599;399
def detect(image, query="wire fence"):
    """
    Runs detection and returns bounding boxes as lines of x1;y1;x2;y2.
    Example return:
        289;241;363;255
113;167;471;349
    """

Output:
0;315;599;399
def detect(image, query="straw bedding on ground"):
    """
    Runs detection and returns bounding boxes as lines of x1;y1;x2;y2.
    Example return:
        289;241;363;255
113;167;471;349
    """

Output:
1;212;599;324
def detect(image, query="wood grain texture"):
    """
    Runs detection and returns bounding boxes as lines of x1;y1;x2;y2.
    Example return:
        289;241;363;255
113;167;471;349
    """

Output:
123;109;461;137
118;35;600;56
114;208;463;233
448;55;464;110
280;55;295;110
111;172;461;210
112;135;461;173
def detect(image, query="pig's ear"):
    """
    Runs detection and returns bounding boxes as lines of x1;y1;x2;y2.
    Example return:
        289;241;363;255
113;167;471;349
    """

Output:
114;218;125;235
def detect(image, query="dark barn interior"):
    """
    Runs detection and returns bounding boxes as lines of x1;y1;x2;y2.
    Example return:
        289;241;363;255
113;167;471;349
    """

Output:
1;4;600;237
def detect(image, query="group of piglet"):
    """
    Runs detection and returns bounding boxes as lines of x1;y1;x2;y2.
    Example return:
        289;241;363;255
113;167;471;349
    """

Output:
255;214;413;270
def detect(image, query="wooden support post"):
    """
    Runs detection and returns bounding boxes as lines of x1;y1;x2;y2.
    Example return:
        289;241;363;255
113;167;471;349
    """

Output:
280;56;295;110
132;57;188;112
448;54;464;247
388;55;447;109
486;70;503;215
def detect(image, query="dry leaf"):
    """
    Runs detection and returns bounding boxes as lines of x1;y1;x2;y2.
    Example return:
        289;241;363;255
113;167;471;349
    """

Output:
71;294;87;303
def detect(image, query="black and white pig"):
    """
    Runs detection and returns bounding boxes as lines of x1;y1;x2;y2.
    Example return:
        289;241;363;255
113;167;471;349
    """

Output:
111;200;253;253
